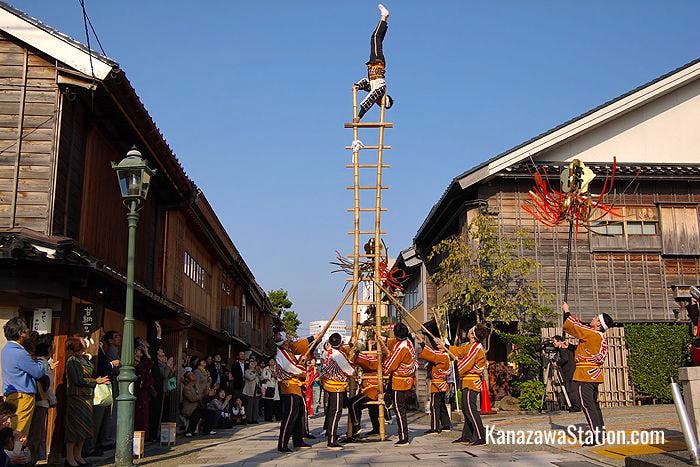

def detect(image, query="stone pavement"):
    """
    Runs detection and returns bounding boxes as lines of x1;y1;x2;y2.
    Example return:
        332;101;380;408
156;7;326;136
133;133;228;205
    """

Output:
86;404;685;466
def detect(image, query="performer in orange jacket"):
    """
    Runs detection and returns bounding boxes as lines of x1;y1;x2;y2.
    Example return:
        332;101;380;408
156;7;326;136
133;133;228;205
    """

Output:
382;322;417;447
274;327;318;453
416;333;451;434
319;332;355;450
347;342;382;440
443;324;488;445
562;302;613;446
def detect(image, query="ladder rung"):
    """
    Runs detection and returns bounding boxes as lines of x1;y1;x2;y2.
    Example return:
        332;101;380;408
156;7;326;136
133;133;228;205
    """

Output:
347;186;388;190
348;231;386;235
346;254;378;258
345;164;391;169
344;145;392;150
346;208;387;212
344;122;393;128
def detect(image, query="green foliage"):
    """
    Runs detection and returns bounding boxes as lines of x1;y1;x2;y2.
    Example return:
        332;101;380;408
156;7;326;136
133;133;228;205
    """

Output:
625;324;690;402
497;331;542;382
428;213;555;340
268;289;293;316
515;380;545;412
281;310;301;339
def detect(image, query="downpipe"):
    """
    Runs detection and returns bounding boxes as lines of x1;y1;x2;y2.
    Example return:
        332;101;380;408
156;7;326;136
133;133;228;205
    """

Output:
671;379;700;465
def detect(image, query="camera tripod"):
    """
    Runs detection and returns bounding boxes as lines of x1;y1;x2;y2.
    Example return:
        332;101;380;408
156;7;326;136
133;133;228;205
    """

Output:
541;356;572;412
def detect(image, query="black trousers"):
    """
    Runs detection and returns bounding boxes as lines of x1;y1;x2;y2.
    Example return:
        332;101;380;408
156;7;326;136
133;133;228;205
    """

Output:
394;389;410;442
348;394;380;435
577;381;605;442
186;407;214;435
278;393;304;449
565;379;581;411
369;19;387;64
460;389;485;442
324;391;345;445
429;391;450;431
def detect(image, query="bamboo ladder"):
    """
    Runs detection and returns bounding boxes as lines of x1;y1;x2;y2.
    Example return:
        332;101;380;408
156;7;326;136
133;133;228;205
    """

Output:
340;86;393;440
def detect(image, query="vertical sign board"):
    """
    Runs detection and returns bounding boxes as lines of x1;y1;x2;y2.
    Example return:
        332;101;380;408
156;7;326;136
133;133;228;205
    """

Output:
75;304;101;336
32;308;52;334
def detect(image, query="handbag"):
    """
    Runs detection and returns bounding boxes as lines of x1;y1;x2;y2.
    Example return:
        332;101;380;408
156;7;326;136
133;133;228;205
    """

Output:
93;383;113;407
264;385;276;399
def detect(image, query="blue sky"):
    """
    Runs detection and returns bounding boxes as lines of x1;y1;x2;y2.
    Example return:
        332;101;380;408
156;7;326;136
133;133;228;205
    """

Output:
10;1;700;331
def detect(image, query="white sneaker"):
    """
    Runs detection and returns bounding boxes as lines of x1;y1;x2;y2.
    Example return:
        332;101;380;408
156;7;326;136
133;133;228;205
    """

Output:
208;431;217;435
378;4;389;19
185;433;192;438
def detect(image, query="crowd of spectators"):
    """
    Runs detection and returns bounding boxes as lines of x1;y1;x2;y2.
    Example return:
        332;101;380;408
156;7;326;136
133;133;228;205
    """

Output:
180;350;282;437
0;316;305;465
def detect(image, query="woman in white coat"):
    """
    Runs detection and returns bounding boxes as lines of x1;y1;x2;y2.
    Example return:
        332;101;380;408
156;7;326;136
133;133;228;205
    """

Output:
261;358;280;421
243;360;261;424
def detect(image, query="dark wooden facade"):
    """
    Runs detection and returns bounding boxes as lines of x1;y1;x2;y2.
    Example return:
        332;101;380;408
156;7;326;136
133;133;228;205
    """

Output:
0;5;277;459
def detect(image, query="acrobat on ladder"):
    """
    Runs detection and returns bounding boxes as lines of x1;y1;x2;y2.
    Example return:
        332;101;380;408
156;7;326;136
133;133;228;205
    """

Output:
353;3;393;123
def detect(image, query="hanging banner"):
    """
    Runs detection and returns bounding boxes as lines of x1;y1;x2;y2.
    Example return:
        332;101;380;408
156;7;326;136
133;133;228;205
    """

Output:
76;303;101;336
32;308;52;334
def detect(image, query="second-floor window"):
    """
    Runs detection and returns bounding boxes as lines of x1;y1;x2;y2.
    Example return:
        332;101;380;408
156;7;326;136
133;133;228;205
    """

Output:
184;251;207;289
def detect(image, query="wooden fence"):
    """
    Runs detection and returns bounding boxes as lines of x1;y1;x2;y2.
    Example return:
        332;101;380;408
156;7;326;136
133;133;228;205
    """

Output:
541;326;634;407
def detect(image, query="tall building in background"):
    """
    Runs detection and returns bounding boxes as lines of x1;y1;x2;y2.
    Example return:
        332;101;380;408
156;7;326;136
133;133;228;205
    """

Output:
309;319;348;343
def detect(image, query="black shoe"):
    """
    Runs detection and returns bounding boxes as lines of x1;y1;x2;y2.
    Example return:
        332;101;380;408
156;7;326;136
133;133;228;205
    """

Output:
340;436;357;444
327;442;343;450
303;433;316;439
424;429;440;435
295;442;312;449
365;429;380;436
441;426;452;431
452;437;469;444
278;446;294;453
394;439;410;447
472;439;486;446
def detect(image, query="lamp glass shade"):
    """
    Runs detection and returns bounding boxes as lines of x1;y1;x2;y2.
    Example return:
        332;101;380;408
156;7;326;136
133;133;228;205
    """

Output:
112;148;155;202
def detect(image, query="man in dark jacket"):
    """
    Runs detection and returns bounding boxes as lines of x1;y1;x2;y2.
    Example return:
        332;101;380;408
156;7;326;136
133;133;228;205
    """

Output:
85;330;120;456
231;351;247;401
552;335;580;412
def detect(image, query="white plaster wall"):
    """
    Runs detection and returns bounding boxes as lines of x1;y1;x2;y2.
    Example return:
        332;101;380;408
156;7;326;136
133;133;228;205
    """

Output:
538;77;700;164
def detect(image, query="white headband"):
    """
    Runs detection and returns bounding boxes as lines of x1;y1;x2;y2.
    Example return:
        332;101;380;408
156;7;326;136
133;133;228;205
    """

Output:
598;314;608;331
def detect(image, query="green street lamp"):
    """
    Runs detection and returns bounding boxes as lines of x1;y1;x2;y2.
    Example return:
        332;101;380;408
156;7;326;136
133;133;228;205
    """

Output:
112;146;155;466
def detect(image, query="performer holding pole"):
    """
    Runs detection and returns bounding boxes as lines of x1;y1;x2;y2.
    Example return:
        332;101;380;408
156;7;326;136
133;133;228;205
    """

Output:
562;302;613;446
319;333;355;450
353;4;393;123
382;322;417;447
347;340;384;442
439;324;488;445
415;333;451;435
274;327;320;453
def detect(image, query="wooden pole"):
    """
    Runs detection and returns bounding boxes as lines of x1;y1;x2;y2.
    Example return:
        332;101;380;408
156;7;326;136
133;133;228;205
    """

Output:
347;85;362;435
304;283;358;358
374;96;388;441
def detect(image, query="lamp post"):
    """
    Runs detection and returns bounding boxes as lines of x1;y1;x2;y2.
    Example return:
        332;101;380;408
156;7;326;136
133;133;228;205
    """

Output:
112;147;155;466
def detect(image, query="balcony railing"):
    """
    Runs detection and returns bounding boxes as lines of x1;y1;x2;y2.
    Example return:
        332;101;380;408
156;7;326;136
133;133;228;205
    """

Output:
220;306;239;336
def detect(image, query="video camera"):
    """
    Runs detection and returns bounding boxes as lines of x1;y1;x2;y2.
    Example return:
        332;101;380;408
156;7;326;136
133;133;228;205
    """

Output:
535;338;559;363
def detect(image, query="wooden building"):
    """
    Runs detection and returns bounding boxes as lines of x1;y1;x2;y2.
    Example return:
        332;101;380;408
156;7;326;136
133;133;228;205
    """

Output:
400;57;700;332
0;2;276;450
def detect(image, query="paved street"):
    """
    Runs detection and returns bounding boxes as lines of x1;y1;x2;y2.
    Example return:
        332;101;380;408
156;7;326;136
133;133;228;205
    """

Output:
86;404;685;466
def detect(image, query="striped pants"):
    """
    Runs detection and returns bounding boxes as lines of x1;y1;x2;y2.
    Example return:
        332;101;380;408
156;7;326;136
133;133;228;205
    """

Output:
348;394;380;435
429;391;451;431
460;388;484;442
394;389;410;442
578;382;605;443
324;391;345;445
278;393;304;449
